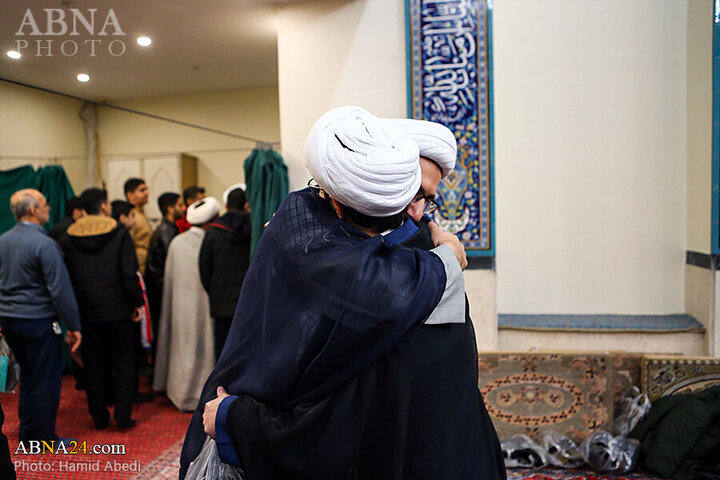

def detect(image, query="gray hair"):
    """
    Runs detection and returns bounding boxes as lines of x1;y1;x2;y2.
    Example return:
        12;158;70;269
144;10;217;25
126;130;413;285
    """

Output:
10;190;39;220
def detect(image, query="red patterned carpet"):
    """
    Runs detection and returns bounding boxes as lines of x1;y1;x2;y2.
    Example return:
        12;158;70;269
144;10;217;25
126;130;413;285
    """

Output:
507;467;661;480
0;375;192;479
0;375;666;480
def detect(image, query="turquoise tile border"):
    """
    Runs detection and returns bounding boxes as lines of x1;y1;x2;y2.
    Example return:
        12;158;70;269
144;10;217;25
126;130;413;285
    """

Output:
406;0;495;255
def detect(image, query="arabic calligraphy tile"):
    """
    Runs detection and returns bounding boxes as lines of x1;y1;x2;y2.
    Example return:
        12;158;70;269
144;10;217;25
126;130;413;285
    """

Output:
411;0;492;251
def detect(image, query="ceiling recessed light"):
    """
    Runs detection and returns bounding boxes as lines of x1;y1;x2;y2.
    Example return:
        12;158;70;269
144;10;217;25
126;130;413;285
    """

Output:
137;36;152;47
6;51;21;59
77;73;90;82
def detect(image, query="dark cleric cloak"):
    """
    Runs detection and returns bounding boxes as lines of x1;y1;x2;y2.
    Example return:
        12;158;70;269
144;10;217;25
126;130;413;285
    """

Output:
180;188;447;478
207;218;506;479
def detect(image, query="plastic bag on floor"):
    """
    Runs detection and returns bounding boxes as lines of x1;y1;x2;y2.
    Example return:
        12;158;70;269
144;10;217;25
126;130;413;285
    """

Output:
613;386;651;437
185;437;245;480
0;336;19;393
580;430;640;473
501;435;548;469
539;431;584;468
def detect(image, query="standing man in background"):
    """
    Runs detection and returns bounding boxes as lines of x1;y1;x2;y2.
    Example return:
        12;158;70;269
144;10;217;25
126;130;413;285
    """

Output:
111;200;137;231
49;196;85;241
177;185;205;233
60;188;144;430
121;182;154;402
146;192;183;341
199;186;251;360
0;189;82;443
124;178;152;275
154;197;219;411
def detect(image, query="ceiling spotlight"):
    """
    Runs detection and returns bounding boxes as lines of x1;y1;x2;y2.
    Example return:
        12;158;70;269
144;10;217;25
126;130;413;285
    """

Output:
6;51;21;59
77;73;90;82
137;36;152;47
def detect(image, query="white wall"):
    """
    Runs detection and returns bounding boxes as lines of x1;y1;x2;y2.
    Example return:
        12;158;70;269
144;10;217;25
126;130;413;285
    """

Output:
276;0;498;349
276;0;408;191
686;0;713;254
0;81;86;191
685;0;715;356
494;0;687;315
97;88;280;202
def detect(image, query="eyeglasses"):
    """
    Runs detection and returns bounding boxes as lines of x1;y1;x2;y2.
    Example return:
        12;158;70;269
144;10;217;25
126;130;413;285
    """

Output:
310;178;439;214
307;178;328;198
412;191;439;214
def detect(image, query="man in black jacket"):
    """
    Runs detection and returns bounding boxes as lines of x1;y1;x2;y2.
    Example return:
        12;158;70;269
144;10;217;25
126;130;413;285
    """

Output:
199;187;251;360
59;188;144;430
145;192;183;333
48;196;85;241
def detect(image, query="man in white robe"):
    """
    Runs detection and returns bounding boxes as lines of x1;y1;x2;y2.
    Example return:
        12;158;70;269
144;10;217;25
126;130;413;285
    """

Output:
153;197;220;411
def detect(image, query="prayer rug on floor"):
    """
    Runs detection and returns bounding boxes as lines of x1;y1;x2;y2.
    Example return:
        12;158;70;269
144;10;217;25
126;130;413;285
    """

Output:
0;375;192;479
641;355;720;402
609;353;643;407
477;353;614;442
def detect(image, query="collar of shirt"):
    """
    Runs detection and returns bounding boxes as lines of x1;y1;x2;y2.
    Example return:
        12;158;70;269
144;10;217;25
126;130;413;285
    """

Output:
19;221;47;234
382;219;419;246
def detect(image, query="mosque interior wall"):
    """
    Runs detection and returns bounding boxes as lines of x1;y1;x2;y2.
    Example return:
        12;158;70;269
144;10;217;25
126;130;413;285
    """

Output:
493;0;688;317
684;0;715;356
686;0;713;255
686;264;713;352
97;87;281;203
277;0;408;192
0;80;86;190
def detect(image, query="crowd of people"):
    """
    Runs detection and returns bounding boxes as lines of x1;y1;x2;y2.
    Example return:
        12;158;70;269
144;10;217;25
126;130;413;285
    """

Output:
0;178;251;446
0;105;507;479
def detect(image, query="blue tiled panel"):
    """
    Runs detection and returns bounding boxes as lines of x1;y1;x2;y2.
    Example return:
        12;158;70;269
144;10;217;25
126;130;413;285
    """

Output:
498;314;706;332
407;0;494;254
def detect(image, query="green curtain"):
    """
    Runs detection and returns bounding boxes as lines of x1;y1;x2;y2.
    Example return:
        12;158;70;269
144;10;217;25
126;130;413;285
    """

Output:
0;165;41;234
0;164;75;235
36;165;75;230
244;148;289;258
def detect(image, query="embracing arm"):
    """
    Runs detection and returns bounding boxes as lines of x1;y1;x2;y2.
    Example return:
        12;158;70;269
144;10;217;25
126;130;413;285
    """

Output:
203;386;241;466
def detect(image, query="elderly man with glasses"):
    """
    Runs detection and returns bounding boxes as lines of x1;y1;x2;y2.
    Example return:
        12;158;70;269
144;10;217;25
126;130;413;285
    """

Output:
0;189;82;446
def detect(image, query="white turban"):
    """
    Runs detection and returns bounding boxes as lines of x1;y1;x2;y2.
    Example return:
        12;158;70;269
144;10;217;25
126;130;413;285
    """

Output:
381;118;457;178
186;197;220;225
222;183;246;206
304;106;421;217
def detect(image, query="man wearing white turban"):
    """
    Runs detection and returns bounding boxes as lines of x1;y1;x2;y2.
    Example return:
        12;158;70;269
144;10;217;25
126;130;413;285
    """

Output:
182;107;506;480
381;118;457;223
303;106;466;268
153;197;220;411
